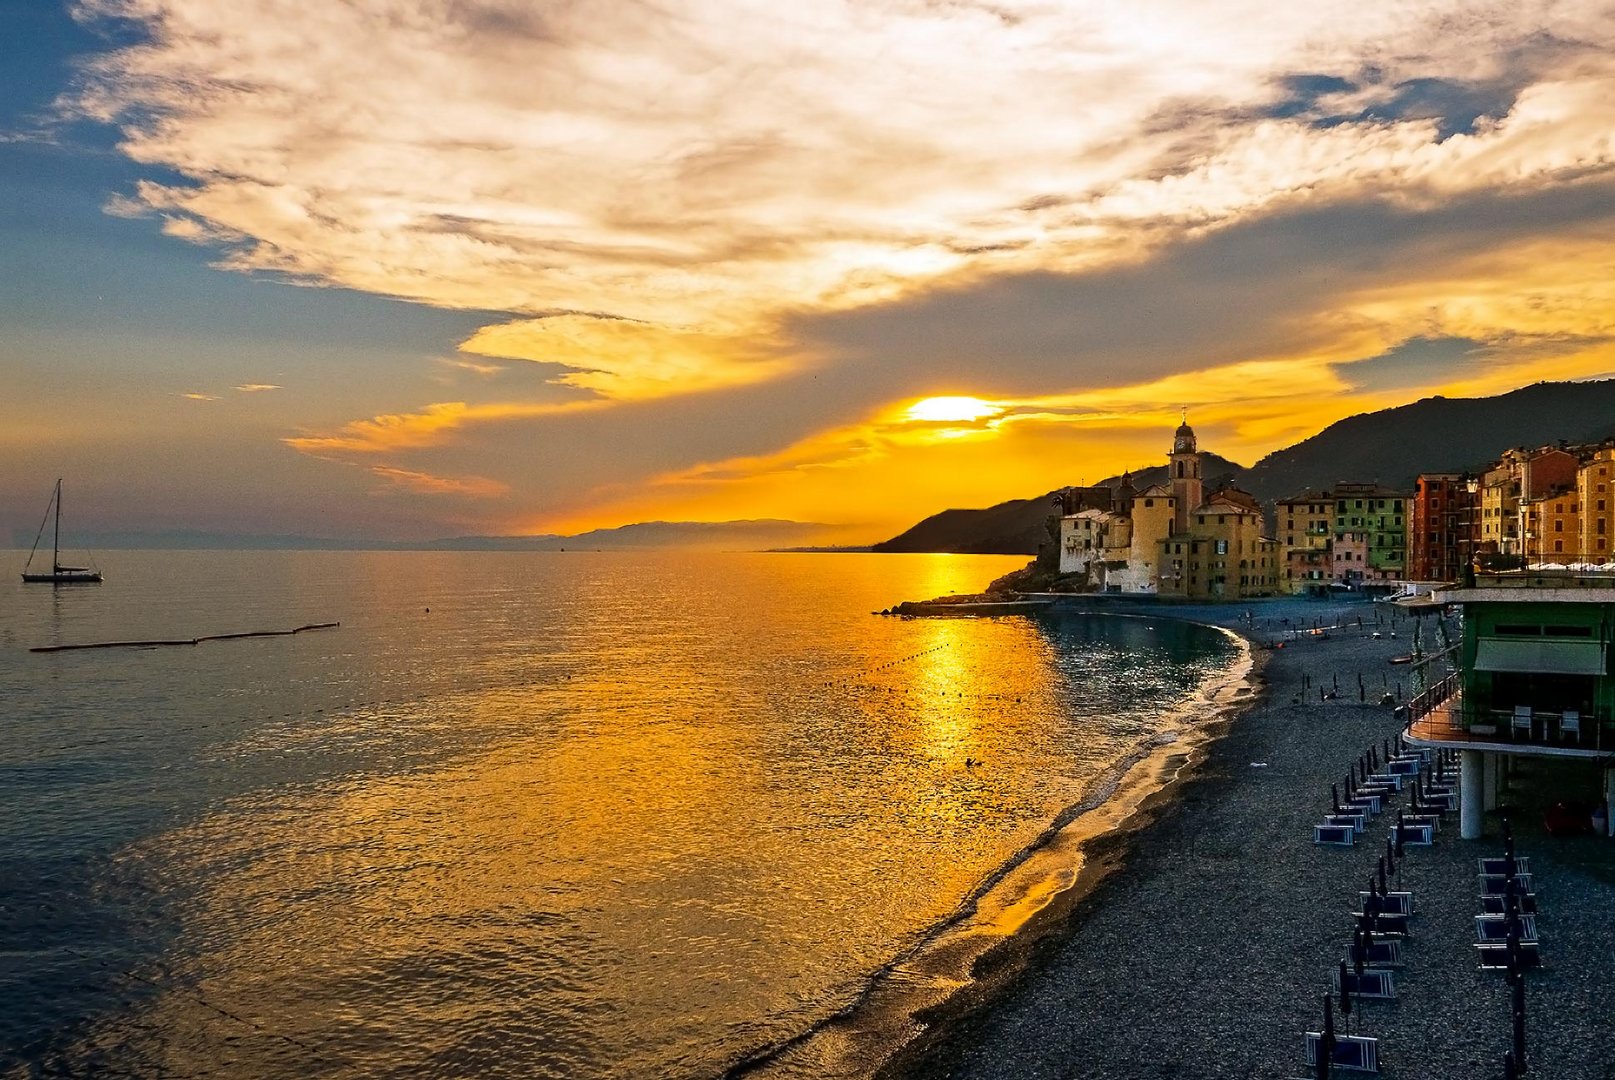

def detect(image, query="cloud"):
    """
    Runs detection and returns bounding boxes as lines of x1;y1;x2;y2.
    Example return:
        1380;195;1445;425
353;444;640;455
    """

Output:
66;0;1615;407
234;382;282;392
283;399;605;455
368;465;508;498
181;391;219;400
459;314;800;399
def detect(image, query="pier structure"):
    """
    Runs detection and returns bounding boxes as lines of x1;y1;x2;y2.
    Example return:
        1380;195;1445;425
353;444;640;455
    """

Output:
1402;566;1615;839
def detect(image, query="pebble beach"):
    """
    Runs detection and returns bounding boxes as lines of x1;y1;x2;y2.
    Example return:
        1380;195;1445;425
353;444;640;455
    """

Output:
883;597;1615;1080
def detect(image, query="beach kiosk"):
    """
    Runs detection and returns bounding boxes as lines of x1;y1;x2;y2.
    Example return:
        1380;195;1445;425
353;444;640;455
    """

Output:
1402;563;1615;839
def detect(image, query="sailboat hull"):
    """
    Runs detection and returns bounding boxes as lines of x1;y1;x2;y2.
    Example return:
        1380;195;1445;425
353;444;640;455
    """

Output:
22;571;103;584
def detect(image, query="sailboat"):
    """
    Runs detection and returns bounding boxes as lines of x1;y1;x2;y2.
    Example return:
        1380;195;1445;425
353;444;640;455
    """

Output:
21;479;103;584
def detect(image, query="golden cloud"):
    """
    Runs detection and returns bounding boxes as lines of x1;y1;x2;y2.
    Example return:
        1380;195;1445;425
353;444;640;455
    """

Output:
459;314;799;400
369;465;509;498
283;399;605;456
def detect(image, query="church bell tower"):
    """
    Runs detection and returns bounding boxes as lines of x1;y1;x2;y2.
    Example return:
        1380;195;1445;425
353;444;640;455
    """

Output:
1169;413;1201;534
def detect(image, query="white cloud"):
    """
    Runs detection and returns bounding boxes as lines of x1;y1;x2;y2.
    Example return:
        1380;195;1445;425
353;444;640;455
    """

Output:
68;1;1615;366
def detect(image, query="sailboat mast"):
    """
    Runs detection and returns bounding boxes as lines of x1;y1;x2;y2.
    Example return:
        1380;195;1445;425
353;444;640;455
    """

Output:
53;479;62;572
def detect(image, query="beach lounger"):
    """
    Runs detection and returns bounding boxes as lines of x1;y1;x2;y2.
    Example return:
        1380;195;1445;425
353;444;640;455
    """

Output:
1479;857;1531;876
1360;939;1403;968
1480;873;1534;895
1395;823;1434;846
1475;915;1538;943
1366;773;1404;791
1481;893;1538;916
1476;941;1542;970
1346;794;1383;815
1358;891;1414;916
1334;969;1397;1001
1305;1032;1380;1073
1315;824;1355;846
1328;812;1367;834
1387;759;1422;776
1401;813;1440;832
1414;792;1456;813
1353;913;1411;937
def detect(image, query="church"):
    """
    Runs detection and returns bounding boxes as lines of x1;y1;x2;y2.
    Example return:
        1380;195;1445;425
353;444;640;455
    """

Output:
1057;418;1281;599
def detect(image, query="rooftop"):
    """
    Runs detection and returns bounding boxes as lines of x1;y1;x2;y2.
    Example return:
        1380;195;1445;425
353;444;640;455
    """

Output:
1439;564;1615;603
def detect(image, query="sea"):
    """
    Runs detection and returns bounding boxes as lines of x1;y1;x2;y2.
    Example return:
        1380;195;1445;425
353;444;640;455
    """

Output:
1;550;1242;1079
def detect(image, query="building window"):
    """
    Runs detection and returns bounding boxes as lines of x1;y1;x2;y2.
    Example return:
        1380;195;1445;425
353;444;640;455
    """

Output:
1554;540;1564;553
1216;539;1228;555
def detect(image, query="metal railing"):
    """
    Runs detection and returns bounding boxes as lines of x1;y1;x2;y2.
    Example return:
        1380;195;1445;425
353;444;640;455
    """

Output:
1406;684;1612;754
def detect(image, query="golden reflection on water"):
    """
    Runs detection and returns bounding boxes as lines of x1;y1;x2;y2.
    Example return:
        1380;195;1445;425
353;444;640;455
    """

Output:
13;553;1234;1079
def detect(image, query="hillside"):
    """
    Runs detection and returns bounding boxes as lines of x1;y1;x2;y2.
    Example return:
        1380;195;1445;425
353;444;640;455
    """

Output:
871;453;1244;554
1237;379;1615;503
873;379;1615;554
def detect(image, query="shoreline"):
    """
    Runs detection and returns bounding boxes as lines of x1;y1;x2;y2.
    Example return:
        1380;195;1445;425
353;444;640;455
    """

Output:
879;596;1615;1079
868;597;1397;1079
730;609;1265;1079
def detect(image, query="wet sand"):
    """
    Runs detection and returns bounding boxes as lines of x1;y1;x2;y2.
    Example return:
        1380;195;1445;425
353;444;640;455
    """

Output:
881;596;1615;1080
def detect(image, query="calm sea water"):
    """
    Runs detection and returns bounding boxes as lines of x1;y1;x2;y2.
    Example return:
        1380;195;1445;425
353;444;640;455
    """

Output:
1;551;1238;1079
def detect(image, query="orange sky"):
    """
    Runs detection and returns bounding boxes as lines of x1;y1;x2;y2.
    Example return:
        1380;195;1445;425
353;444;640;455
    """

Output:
6;1;1615;542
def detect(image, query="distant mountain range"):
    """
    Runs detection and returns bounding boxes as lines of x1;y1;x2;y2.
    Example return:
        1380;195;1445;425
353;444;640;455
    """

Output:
20;519;834;552
873;379;1615;555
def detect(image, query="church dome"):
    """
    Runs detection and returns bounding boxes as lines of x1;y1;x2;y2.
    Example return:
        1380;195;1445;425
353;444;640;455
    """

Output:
1172;418;1197;454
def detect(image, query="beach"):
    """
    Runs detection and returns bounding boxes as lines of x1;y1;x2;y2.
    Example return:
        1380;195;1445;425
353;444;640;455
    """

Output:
883;596;1615;1080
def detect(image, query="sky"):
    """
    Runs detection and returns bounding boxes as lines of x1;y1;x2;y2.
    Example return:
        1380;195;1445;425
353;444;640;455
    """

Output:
4;0;1615;544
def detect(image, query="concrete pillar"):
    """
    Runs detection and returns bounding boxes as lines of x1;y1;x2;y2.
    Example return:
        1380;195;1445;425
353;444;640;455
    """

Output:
1605;768;1615;838
1483;752;1499;811
1461;749;1485;840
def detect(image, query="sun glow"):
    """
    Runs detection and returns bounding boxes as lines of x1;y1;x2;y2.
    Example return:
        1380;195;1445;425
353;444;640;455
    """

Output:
905;396;1003;423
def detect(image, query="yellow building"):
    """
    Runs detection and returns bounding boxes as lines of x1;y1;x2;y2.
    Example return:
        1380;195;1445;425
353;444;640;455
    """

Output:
1276;489;1333;594
1480;447;1580;554
1523;489;1580;560
1157;492;1280;600
1579;448;1615;561
1126;484;1177;593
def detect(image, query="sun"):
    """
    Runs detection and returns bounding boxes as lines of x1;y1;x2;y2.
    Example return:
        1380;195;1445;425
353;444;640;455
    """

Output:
904;396;1003;423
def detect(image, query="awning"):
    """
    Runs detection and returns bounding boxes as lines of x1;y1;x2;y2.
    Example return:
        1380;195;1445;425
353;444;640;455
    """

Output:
1473;638;1607;675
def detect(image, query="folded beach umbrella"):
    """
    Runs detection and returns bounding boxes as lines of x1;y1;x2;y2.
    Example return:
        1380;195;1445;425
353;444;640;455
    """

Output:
1318;992;1336;1080
1352;926;1367;979
1511;969;1527;1068
1338;959;1353;1032
1377;857;1388;897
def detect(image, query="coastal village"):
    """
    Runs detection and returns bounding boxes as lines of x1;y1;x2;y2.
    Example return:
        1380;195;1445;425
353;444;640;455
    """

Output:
1054;418;1615;598
905;417;1615;1080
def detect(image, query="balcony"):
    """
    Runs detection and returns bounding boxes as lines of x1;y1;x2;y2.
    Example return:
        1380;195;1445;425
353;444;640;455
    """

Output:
1403;676;1613;758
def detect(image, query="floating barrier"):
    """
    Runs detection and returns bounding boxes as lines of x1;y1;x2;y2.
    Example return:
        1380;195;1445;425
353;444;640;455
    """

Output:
30;622;339;653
